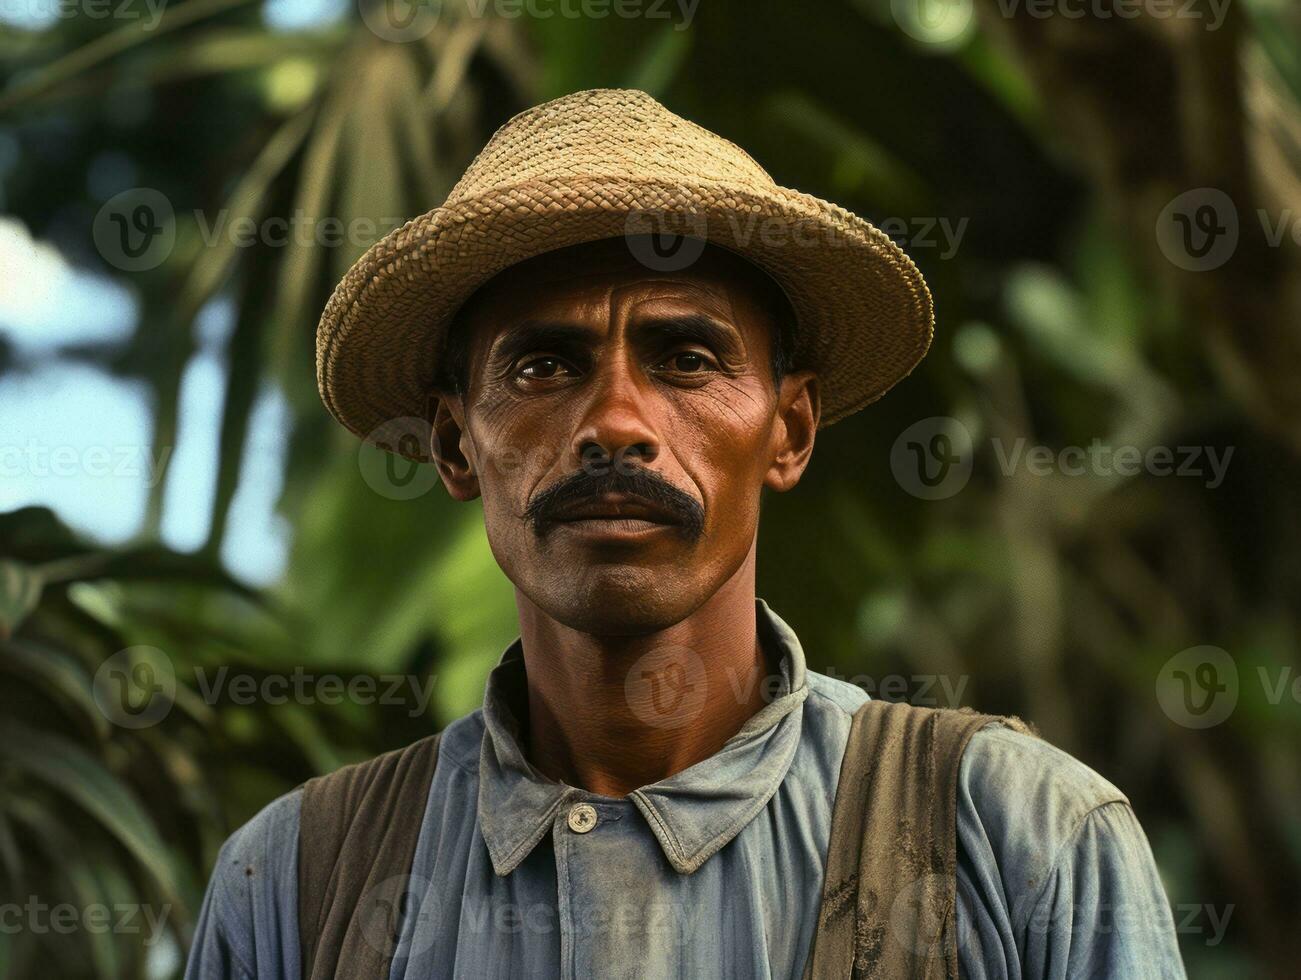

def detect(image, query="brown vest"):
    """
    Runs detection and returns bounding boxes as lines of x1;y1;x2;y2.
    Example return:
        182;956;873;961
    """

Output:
297;699;1035;979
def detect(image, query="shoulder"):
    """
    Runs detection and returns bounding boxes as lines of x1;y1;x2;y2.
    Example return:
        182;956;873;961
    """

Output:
959;722;1130;845
300;711;486;804
186;789;304;978
203;708;487;913
802;668;871;750
955;724;1186;976
214;712;487;880
805;667;871;718
436;707;487;773
214;787;303;887
784;670;870;797
956;722;1133;912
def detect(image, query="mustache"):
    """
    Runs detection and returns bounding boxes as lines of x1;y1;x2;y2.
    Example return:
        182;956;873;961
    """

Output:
524;464;706;539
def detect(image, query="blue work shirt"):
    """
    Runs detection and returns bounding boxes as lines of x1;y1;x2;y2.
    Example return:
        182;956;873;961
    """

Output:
185;599;1187;978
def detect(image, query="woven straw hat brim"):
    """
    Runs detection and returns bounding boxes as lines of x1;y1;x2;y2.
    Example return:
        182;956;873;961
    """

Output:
316;174;933;462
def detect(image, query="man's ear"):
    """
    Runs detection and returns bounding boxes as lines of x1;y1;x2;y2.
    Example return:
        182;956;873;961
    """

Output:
764;369;819;493
428;391;481;501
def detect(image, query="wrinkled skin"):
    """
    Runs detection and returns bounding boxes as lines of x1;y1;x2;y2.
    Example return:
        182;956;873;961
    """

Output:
430;236;819;795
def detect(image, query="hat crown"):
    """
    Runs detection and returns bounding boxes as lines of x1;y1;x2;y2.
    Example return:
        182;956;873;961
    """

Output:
446;88;776;203
318;89;933;461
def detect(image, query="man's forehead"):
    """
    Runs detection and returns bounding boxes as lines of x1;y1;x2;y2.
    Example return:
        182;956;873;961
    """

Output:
445;235;793;388
464;237;772;312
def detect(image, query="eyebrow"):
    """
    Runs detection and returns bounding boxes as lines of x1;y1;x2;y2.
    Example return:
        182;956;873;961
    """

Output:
487;321;604;368
635;314;744;357
485;313;745;369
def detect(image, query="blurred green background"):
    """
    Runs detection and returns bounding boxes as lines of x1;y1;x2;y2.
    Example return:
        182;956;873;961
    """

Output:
2;0;1299;976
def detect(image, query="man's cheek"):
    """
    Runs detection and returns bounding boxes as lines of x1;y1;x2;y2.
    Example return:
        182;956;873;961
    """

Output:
486;443;528;480
478;493;519;550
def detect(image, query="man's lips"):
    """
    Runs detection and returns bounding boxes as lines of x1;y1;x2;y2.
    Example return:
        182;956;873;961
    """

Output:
550;492;681;525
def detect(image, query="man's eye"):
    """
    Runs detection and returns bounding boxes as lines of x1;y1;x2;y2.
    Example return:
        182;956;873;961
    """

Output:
518;357;575;380
659;351;714;373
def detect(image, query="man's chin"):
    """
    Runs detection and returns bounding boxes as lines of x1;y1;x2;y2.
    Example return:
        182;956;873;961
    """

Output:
524;566;701;637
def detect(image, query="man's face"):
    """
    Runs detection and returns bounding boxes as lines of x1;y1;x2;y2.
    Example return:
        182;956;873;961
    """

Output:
431;237;818;636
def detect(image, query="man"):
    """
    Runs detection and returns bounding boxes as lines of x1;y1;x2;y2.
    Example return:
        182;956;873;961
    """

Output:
187;89;1186;978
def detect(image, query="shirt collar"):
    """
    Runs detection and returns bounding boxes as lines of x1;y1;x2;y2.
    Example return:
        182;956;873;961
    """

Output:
477;597;810;876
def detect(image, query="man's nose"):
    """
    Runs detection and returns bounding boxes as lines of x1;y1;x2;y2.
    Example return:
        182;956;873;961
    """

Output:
569;355;661;471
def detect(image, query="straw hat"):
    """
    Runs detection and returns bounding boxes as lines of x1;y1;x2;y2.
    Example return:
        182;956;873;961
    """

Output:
316;88;933;461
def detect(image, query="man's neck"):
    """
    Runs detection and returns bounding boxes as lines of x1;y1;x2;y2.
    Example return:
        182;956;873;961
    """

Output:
514;553;776;798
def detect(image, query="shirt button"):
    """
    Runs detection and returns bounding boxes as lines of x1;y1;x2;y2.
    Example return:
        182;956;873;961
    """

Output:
567;802;598;834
